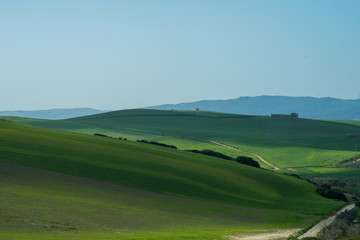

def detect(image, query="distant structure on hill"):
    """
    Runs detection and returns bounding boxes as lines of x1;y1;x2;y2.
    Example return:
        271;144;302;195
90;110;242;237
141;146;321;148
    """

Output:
194;108;199;111
271;113;298;118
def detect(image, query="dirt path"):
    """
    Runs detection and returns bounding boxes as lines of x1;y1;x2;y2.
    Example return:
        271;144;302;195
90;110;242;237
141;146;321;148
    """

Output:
298;203;355;239
209;140;280;170
227;204;355;240
228;228;300;240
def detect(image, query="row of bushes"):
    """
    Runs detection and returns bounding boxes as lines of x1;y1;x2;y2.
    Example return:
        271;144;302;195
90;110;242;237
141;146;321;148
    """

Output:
93;134;178;150
93;133;127;140
186;149;260;168
186;149;232;160
136;140;177;149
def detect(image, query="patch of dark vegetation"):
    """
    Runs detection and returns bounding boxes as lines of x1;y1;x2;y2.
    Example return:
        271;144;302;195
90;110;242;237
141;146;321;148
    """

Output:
93;133;128;141
309;177;360;195
286;173;301;178
186;149;233;160
136;140;177;149
0;119;11;122
316;184;347;202
235;156;260;168
318;209;360;240
186;149;260;168
94;133;110;138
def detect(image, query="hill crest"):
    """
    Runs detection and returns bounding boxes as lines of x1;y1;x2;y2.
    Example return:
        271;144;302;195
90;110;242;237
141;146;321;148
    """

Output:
146;95;360;120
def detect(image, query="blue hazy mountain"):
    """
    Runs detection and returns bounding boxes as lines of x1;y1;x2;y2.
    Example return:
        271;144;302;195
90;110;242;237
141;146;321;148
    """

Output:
0;108;107;120
147;96;360;120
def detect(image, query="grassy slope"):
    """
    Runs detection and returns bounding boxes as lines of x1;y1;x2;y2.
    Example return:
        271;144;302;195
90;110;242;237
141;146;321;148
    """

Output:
288;167;360;179
285;167;360;194
0;120;341;239
0;162;307;240
329;119;360;126
6;109;360;168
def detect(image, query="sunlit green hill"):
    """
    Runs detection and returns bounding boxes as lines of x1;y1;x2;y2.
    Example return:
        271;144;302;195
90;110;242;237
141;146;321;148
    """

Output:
6;109;360;169
0;120;341;239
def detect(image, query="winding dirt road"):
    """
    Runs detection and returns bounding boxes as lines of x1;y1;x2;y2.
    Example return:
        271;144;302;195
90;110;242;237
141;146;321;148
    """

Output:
228;228;300;240
298;203;355;239
229;204;355;240
209;140;279;170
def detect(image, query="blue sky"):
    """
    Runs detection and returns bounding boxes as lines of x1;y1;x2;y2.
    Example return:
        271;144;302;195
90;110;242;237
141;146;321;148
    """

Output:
1;0;359;110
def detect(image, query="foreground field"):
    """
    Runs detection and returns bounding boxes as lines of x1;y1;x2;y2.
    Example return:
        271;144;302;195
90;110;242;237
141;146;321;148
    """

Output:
0;120;342;239
0;162;316;240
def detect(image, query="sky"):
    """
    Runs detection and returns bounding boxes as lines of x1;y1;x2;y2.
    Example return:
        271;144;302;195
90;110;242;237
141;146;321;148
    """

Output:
1;0;359;110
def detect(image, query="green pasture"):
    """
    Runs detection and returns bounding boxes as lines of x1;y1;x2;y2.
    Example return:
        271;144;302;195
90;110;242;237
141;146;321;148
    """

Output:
0;120;338;212
0;120;342;238
329;120;360;126
280;166;360;194
5;109;359;169
288;167;360;178
0;162;315;239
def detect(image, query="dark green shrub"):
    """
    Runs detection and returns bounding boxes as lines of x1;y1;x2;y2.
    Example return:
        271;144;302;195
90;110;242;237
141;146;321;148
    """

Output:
186;149;233;160
149;141;177;149
236;156;260;168
136;140;177;149
316;184;347;202
94;133;109;138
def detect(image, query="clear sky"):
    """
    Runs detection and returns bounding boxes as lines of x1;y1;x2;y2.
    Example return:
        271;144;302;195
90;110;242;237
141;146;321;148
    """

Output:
1;0;359;110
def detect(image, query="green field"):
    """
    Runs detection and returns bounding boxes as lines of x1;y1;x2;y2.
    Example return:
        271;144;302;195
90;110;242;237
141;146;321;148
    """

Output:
330;120;360;126
283;166;360;195
288;167;360;179
6;109;360;169
0;120;342;239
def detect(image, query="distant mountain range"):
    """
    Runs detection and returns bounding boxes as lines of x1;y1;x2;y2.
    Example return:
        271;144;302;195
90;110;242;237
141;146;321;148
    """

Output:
147;96;360;120
0;108;107;120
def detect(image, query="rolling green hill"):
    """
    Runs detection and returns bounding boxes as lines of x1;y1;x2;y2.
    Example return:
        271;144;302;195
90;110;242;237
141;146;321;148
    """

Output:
5;109;360;169
0;120;341;239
